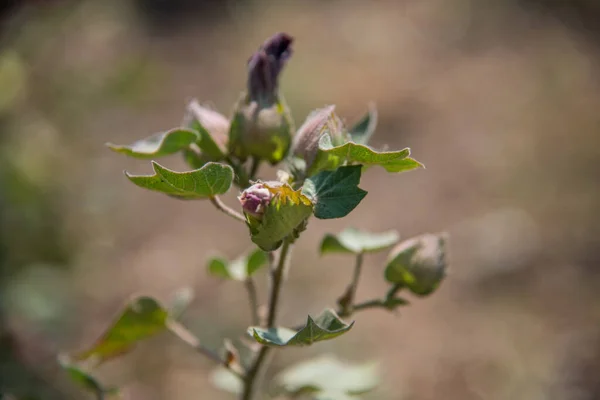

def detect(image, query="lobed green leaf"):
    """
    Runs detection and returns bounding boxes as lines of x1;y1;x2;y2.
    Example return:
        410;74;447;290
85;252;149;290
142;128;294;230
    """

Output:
302;165;367;220
125;161;234;199
320;228;400;255
248;309;353;347
307;133;424;176
107;128;199;159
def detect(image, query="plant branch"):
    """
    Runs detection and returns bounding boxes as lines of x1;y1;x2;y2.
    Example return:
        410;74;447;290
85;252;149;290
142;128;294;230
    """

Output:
245;278;260;326
241;237;293;400
167;321;245;379
210;196;246;223
337;253;364;317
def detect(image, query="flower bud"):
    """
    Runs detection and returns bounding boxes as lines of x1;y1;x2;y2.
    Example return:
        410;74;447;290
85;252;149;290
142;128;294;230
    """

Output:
291;105;347;170
238;182;274;219
384;233;448;296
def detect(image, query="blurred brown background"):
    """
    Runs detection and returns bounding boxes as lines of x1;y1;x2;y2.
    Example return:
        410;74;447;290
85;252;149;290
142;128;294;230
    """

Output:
1;0;600;399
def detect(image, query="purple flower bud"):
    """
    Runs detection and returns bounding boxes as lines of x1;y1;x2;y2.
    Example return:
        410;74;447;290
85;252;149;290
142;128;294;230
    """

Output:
291;105;346;169
247;32;294;104
238;183;273;218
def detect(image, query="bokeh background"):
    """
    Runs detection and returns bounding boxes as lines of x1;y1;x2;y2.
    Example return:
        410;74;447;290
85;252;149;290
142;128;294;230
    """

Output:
1;0;600;399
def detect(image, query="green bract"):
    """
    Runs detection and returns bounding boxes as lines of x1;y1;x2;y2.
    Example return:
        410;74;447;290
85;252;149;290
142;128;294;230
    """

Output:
244;182;313;251
229;98;294;164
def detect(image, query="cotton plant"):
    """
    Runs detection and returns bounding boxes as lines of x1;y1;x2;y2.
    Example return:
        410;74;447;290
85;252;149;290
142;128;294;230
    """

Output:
59;33;448;400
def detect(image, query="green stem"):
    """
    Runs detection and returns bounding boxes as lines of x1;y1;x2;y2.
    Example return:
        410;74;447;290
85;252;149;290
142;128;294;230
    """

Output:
338;253;364;317
245;278;260;326
209;196;246;223
351;299;386;312
240;238;293;400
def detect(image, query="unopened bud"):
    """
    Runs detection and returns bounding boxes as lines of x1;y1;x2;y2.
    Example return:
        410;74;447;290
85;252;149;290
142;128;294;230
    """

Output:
384;233;448;296
291;105;347;170
238;183;274;219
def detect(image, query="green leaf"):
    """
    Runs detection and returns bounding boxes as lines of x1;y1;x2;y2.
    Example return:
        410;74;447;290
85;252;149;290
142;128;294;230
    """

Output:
307;133;424;176
248;309;353;347
384;232;448;296
206;248;269;281
302;165;367;220
348;105;377;145
273;355;379;398
107;128;199;159
248;183;313;251
320;228;400;255
210;367;243;395
125;161;233;199
74;296;168;363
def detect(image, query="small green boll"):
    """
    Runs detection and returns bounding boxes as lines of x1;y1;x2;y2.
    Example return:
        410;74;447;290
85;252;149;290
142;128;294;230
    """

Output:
384;233;448;296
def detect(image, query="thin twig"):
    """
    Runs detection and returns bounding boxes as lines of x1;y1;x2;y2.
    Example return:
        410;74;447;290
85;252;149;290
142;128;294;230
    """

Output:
210;196;246;223
351;299;387;312
167;320;245;379
241;238;293;400
245;278;260;326
338;253;364;317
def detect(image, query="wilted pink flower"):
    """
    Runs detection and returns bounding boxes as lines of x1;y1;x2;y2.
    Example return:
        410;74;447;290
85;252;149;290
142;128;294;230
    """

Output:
247;32;294;104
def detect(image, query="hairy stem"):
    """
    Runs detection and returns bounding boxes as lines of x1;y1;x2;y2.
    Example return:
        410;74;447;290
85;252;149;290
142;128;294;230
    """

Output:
209;196;246;223
245;278;260;326
338;252;364;317
241;238;293;400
